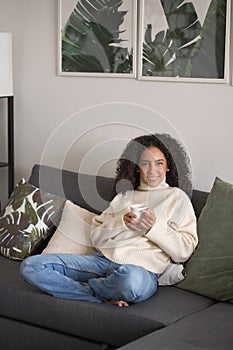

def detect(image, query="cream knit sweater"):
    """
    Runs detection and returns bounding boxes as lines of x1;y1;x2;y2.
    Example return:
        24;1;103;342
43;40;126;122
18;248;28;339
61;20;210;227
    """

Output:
90;179;198;274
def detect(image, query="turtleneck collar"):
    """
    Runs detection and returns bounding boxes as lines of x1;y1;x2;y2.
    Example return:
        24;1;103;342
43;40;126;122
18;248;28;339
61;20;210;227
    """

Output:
137;177;169;191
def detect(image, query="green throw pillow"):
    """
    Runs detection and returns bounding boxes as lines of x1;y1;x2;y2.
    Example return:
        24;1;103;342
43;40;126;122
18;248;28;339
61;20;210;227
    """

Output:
0;179;65;260
177;177;233;303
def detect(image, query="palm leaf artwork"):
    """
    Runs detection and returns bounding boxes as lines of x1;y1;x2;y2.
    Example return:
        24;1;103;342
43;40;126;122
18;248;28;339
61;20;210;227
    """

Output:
62;0;133;74
142;0;227;78
188;0;227;78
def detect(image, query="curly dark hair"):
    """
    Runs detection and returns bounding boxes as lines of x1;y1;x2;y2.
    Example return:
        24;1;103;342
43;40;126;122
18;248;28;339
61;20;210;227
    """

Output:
113;133;192;197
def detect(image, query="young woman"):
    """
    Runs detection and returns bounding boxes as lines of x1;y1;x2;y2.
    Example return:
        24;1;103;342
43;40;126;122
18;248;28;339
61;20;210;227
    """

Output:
20;134;198;307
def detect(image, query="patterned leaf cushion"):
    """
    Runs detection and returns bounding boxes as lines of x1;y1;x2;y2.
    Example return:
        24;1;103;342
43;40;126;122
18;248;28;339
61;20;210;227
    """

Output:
177;177;233;303
0;179;65;260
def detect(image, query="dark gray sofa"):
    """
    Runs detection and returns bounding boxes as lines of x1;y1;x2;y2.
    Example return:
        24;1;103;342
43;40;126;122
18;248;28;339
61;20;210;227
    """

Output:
0;164;232;350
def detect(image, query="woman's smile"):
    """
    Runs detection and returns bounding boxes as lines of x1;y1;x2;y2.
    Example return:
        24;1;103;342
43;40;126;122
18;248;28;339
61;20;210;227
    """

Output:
139;147;168;187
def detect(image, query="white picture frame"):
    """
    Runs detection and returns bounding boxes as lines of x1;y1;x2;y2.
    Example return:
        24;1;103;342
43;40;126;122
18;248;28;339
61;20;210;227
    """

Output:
58;0;137;78
138;0;231;83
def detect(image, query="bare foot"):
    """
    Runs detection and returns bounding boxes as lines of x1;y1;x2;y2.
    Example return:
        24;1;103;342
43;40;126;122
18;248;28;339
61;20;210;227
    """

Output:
102;300;129;307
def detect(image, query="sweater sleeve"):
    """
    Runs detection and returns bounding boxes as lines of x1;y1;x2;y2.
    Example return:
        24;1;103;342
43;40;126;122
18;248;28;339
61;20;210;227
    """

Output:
145;190;198;263
90;193;141;249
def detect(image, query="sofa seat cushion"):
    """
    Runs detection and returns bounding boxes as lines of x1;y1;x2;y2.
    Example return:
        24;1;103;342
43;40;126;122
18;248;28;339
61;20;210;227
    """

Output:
118;302;233;350
0;256;215;348
0;316;106;350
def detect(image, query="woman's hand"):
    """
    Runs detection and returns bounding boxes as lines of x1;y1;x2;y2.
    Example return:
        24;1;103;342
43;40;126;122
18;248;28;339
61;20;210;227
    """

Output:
123;209;156;233
123;212;141;232
140;209;156;232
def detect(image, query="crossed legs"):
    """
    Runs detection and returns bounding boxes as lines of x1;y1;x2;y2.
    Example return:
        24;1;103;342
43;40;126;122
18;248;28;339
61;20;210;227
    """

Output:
20;252;158;306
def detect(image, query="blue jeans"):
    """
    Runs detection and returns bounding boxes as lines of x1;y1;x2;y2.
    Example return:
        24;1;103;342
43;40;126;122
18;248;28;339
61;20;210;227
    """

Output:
20;252;158;303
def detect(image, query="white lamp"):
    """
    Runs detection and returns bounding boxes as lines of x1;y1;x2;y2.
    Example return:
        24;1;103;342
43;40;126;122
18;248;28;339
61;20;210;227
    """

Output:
0;32;13;97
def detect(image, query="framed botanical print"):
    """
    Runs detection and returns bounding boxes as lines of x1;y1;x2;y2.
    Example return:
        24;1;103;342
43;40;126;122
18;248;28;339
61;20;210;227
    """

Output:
58;0;137;78
138;0;231;83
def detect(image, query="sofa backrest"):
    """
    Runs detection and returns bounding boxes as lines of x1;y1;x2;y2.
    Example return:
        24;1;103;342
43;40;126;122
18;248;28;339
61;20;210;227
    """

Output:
29;164;114;214
29;164;209;218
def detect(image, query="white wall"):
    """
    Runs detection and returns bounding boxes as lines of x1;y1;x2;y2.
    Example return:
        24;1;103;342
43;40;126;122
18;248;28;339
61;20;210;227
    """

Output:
0;0;233;206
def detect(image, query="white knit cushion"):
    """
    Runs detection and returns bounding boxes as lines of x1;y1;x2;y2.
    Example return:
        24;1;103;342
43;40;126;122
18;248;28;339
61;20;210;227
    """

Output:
42;200;96;255
158;262;186;285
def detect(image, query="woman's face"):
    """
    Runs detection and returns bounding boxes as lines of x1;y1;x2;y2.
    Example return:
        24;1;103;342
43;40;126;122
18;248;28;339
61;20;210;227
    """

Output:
138;146;168;187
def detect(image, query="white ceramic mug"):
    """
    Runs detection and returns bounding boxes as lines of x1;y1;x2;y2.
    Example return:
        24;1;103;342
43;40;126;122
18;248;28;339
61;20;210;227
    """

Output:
130;204;148;222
